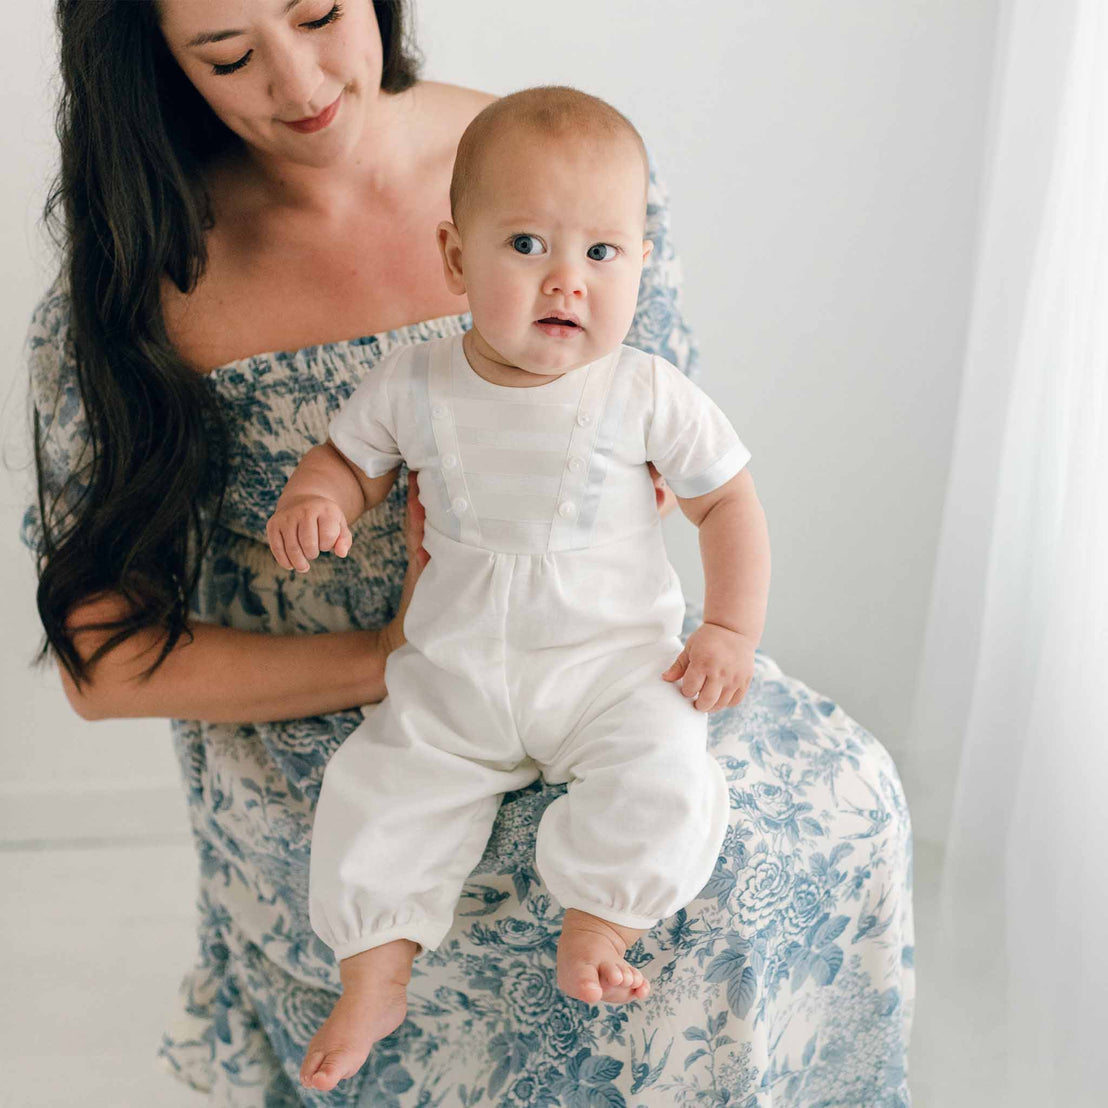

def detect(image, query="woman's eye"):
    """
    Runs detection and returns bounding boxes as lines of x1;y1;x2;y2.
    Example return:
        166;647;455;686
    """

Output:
303;2;344;30
213;52;252;76
512;235;546;255
210;4;342;75
587;243;618;262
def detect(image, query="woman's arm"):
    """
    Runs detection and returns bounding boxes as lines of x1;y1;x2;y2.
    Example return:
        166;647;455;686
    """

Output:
25;285;430;725
59;474;428;724
61;613;393;724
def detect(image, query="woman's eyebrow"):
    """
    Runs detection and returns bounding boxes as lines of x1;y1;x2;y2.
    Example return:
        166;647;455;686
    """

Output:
185;0;305;48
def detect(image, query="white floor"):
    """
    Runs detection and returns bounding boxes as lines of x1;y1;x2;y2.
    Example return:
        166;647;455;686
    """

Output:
0;837;206;1107
0;826;946;1107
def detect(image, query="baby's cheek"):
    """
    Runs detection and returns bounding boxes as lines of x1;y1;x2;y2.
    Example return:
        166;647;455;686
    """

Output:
473;282;525;337
607;288;644;348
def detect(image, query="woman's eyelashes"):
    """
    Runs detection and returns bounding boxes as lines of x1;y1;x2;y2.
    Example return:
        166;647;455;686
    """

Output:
210;2;344;76
212;52;252;76
302;1;345;31
509;235;620;260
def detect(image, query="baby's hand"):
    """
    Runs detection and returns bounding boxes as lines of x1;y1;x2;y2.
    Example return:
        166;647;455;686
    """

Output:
661;623;757;713
266;495;353;574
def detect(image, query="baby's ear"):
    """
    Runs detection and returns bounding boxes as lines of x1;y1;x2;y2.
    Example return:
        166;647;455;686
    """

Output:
437;221;467;295
641;238;655;265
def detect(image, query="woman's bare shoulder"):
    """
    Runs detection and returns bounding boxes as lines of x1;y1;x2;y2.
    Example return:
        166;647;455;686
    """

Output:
162;83;500;371
410;81;498;135
418;80;498;110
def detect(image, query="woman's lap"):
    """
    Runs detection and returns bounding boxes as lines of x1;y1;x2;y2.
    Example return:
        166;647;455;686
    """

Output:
158;648;914;1107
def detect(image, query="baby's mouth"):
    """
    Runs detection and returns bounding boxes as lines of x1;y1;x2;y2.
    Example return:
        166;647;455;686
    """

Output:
535;315;582;329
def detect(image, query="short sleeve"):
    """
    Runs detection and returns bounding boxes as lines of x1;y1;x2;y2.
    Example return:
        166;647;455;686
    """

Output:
625;154;700;380
326;351;403;479
646;355;751;500
20;276;93;557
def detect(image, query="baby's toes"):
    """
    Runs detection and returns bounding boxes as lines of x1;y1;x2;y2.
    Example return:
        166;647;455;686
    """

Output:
600;961;630;989
571;965;605;1003
301;1048;358;1092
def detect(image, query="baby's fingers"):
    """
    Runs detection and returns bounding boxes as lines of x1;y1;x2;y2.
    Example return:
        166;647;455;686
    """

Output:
272;520;312;574
284;534;312;573
317;513;352;558
268;526;295;573
296;517;322;563
661;650;689;682
677;661;710;702
724;678;752;710
693;675;725;713
332;519;353;559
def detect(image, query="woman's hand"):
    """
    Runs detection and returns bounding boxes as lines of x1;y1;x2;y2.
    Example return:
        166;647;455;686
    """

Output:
648;462;677;518
379;472;430;659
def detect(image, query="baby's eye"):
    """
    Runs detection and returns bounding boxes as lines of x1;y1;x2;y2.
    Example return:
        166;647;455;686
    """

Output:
511;234;546;255
586;243;618;262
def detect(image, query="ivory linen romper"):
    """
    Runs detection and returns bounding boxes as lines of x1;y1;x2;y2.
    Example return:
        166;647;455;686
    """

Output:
311;332;751;961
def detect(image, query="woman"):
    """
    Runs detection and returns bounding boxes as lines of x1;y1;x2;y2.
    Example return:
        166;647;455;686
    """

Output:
25;1;914;1104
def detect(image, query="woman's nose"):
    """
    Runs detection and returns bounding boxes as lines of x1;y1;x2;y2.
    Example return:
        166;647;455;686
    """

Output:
267;42;324;115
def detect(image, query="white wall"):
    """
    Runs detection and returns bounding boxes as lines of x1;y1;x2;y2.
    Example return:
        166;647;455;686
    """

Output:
0;0;1000;840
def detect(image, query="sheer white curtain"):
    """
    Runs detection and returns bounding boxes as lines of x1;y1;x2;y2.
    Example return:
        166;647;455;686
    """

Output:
907;0;1108;1103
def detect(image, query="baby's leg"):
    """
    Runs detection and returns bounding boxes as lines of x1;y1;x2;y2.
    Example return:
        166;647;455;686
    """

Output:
536;644;729;1005
300;939;418;1092
304;645;537;1089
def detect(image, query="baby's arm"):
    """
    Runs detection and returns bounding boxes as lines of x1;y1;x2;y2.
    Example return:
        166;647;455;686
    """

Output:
661;467;771;712
267;440;400;573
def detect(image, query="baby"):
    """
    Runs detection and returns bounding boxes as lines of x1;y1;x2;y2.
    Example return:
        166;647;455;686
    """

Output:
266;86;770;1093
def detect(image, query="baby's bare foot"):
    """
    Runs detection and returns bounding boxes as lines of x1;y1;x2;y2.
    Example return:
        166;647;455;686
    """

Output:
300;939;418;1092
299;985;408;1091
557;908;651;1005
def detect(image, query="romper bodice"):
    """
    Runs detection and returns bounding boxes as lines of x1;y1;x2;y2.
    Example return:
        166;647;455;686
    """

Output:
327;332;750;556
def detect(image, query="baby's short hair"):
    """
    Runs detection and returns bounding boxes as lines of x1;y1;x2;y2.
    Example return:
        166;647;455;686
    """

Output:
449;86;650;227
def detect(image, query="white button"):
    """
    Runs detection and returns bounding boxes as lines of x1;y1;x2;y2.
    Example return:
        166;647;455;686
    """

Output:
558;500;577;519
442;454;458;469
568;456;584;473
576;411;593;427
432;404;449;419
452;497;469;514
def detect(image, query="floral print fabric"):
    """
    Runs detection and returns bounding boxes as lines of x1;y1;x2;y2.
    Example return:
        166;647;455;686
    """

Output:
21;167;914;1107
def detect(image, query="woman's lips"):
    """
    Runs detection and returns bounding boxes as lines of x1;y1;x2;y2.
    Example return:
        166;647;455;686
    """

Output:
282;93;342;133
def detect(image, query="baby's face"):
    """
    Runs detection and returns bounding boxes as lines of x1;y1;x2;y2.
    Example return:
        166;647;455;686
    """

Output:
440;129;652;385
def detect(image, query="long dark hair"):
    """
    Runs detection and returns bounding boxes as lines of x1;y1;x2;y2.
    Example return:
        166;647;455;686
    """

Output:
35;0;421;686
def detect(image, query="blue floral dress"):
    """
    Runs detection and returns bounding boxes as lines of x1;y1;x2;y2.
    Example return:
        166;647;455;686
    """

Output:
22;169;914;1107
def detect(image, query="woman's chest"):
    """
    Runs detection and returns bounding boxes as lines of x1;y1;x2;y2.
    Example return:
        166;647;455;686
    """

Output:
165;210;463;373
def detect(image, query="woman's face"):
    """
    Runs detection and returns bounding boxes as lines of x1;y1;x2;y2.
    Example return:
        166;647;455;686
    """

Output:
157;0;384;166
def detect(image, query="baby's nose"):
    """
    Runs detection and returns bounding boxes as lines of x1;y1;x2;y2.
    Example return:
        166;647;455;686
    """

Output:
541;264;587;298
